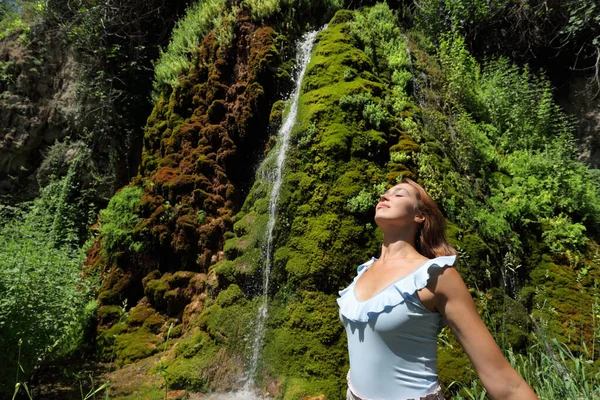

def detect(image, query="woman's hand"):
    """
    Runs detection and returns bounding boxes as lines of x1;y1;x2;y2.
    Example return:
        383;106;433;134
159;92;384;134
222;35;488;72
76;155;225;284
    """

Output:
430;267;539;400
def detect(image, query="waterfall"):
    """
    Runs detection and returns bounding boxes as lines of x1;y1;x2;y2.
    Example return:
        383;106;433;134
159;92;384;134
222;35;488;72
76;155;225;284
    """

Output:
402;34;424;107
244;26;324;390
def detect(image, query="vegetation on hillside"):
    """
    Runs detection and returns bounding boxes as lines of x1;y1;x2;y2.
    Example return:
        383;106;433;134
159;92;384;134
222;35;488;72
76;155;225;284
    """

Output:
0;150;97;393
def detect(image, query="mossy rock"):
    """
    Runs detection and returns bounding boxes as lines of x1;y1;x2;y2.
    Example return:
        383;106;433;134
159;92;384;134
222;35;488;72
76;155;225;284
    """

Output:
145;276;171;309
142;311;166;334
216;284;245;307
529;253;600;353
204;302;255;348
114;328;162;366
96;322;128;361
213;247;261;291
484;287;531;351
163;353;214;391
270;99;287;127
126;304;157;326
446;222;494;287
174;327;213;359
98;288;120;306
329;9;354;25
97;305;123;326
261;292;348;400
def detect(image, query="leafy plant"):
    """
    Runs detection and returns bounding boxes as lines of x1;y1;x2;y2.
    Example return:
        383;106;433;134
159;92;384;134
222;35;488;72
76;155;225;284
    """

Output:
0;191;95;394
418;34;600;257
347;183;387;214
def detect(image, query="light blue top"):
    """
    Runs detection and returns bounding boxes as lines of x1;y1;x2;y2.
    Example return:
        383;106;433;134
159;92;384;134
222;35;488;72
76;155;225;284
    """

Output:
337;255;457;400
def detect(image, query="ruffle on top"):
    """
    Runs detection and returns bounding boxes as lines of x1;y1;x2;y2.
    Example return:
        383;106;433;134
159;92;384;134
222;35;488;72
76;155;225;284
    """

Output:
337;255;457;322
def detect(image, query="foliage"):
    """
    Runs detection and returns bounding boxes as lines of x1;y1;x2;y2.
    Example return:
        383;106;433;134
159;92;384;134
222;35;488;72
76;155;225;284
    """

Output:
0;190;95;394
152;0;229;97
450;337;600;399
0;0;42;42
347;182;387;213
339;92;390;129
349;3;413;112
347;188;374;213
414;0;600;92
98;186;144;258
242;0;343;23
417;34;600;260
39;0;189;193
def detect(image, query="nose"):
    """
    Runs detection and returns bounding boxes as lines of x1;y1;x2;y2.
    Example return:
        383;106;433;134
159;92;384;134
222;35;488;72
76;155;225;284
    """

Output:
380;193;389;201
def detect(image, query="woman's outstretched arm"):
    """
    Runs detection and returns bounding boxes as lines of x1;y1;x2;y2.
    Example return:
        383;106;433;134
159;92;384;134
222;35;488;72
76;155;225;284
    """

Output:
431;267;538;400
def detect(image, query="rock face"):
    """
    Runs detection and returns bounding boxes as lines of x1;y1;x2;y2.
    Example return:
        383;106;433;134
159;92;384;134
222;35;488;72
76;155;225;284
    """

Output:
90;10;288;372
0;31;80;196
559;75;600;168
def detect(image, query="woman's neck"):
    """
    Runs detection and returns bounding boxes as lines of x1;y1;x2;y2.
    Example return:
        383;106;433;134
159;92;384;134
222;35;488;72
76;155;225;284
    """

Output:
379;233;423;262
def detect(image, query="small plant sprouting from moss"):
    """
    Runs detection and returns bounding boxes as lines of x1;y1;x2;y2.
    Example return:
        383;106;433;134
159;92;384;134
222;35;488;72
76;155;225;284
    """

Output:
347;182;387;214
98;186;144;259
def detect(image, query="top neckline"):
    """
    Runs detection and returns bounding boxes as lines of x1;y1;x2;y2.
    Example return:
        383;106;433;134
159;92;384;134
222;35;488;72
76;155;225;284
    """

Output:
352;257;438;304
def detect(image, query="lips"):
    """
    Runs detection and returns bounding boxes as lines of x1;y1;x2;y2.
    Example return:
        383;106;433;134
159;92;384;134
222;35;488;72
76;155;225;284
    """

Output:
376;202;389;209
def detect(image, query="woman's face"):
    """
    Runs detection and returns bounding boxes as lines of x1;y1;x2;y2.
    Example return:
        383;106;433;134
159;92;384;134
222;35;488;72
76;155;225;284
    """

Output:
374;183;423;231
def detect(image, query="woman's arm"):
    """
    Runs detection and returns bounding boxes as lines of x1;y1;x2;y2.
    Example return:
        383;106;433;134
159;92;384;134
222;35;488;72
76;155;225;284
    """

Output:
431;267;538;400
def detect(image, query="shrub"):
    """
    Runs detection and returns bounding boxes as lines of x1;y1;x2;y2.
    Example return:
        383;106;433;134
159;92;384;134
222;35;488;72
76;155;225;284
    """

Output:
349;3;413;112
418;34;600;257
0;194;95;394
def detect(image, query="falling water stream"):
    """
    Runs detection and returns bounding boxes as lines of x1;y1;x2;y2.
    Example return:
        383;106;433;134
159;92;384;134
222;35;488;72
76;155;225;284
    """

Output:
200;27;324;400
244;27;324;391
190;25;327;400
402;34;424;107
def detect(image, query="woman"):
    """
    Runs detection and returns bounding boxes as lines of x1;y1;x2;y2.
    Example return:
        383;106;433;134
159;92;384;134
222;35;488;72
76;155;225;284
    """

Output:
337;177;538;400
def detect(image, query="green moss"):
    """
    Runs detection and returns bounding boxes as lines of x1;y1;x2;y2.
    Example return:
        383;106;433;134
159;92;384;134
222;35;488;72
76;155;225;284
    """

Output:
329;9;354;26
350;128;387;158
127;304;157;326
163;355;213;391
529;253;600;353
217;284;245;307
446;222;494;287
205;302;254;348
97;288;120;306
262;292;347;399
437;334;474;389
270;99;286;127
315;123;353;158
142;312;166;334
213;247;261;289
98;185;145;260
96;322;128;361
174;327;213;359
109;386;163;400
97;305;123;325
114;328;162;366
484;288;531;351
223;236;252;259
282;377;340;400
145;277;170;309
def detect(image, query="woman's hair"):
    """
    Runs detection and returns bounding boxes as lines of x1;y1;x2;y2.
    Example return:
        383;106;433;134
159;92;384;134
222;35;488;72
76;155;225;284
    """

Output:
401;177;457;259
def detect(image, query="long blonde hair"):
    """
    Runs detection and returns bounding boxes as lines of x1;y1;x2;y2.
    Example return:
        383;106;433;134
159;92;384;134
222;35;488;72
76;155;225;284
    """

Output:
401;177;457;258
